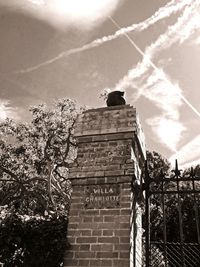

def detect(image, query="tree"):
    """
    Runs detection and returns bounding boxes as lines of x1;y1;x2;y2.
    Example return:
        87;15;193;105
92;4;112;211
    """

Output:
146;150;171;177
166;164;200;243
0;213;68;267
0;98;82;216
145;152;200;266
145;150;171;241
0;98;83;266
145;151;200;243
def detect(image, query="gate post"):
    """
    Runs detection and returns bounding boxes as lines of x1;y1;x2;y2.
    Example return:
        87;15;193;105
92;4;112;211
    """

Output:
64;105;146;267
144;161;151;267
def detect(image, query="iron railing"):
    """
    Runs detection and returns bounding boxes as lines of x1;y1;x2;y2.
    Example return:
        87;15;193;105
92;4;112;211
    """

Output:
143;160;200;267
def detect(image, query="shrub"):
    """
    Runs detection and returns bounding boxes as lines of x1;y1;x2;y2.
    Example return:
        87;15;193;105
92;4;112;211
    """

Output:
0;209;69;267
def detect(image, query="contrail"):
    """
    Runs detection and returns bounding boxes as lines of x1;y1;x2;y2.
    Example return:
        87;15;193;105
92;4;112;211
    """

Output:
115;0;200;84
13;44;100;74
109;4;200;119
112;0;193;34
109;16;164;78
13;0;191;74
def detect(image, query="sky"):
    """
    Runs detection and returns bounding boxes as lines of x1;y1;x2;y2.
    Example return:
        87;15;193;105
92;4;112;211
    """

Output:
0;0;200;168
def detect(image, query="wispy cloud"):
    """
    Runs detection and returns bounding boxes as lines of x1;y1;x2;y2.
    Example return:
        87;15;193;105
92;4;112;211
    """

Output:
27;0;191;31
131;69;185;151
29;0;45;5
137;69;182;120
170;135;200;167
0;100;18;121
193;36;200;45
114;0;200;89
111;0;200;152
147;117;185;152
14;0;121;29
108;0;193;35
12;0;191;74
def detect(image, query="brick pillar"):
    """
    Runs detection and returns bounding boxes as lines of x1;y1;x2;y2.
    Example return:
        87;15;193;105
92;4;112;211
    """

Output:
64;105;146;267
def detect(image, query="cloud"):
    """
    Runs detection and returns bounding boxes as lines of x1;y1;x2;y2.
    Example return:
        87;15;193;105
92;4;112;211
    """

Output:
109;0;193;35
136;69;182;119
11;0;192;74
101;4;200;158
147;117;185;152
193;36;200;45
0;100;18;121
26;0;191;31
9;0;121;29
114;0;200;90
128;68;185;151
181;159;200;169
170;135;200;167
29;0;45;5
110;0;200;151
178;9;200;44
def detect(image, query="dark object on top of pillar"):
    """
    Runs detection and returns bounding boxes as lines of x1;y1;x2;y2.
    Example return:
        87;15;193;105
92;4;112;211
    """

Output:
106;91;126;107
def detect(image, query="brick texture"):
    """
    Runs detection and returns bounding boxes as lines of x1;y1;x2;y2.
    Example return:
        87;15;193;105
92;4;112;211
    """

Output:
64;105;145;267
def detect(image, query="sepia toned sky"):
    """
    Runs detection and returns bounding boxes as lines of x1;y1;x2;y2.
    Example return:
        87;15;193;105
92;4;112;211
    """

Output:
0;0;200;168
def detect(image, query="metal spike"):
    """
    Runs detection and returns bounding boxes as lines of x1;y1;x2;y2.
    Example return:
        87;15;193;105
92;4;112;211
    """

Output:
174;159;181;176
190;167;195;177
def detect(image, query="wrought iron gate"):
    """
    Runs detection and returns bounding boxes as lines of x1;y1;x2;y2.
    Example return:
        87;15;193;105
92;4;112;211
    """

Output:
143;160;200;267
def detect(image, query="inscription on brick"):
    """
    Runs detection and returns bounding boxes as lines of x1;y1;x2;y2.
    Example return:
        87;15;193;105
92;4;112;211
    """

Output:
85;184;120;209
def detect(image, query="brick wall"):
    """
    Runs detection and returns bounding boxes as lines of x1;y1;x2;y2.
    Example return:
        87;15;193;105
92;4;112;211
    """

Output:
64;105;145;267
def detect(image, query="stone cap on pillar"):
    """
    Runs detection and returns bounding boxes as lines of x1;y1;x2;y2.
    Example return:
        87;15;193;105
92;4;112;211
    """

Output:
74;105;146;158
76;105;135;135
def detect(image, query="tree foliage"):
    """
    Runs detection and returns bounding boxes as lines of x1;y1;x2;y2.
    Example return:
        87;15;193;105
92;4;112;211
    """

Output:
0;98;81;216
0;211;68;267
0;98;82;266
146;151;200;244
146;150;171;178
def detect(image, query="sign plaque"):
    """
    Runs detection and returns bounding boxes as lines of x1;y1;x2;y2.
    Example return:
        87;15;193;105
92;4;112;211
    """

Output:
85;184;120;209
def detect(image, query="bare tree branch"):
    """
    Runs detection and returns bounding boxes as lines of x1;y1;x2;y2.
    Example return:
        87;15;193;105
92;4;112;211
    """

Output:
63;119;76;161
0;165;21;182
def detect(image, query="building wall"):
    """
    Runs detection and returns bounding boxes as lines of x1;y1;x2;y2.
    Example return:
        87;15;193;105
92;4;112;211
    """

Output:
64;105;145;267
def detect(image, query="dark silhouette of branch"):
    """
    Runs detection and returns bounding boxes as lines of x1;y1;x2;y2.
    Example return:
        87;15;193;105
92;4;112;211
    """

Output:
0;165;21;182
63;119;76;161
43;133;54;160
